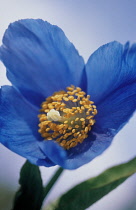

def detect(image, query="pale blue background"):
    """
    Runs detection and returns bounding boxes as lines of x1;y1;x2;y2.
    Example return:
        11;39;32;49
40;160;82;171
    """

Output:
0;1;136;209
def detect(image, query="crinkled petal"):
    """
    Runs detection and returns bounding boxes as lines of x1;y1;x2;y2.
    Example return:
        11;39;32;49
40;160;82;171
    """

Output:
64;131;112;169
38;129;113;169
95;82;136;133
86;41;136;104
86;41;136;132
37;158;56;167
0;85;48;165
0;19;85;108
38;141;67;167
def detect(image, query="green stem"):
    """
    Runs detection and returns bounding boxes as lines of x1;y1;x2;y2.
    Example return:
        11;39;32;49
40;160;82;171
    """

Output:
43;167;64;200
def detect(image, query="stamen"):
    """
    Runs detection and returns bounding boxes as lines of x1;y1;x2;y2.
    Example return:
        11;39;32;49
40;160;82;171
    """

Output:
38;85;97;150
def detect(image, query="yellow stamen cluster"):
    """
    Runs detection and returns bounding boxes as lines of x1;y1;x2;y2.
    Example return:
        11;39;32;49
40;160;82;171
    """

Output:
38;85;97;150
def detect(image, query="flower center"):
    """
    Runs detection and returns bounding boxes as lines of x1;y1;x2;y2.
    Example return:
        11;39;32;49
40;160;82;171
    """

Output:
38;85;97;150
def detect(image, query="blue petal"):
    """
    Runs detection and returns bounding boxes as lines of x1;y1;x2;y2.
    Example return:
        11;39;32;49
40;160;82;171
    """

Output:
38;141;67;167
38;140;79;169
0;85;47;164
86;41;136;103
86;41;136;132
0;19;85;108
38;130;113;169
65;132;112;169
37;158;56;167
95;82;136;133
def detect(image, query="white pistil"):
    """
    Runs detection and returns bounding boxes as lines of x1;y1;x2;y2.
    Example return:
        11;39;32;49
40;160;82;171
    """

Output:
47;109;62;121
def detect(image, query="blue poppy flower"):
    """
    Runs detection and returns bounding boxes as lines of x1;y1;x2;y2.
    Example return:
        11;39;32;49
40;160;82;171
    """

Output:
0;19;136;169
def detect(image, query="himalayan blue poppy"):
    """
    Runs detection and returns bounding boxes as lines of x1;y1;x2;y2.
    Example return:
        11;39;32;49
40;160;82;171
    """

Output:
0;19;136;169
